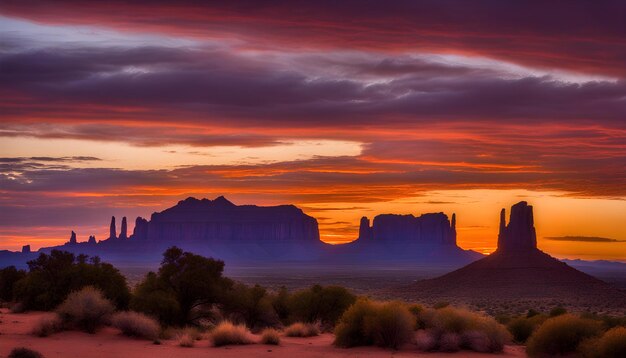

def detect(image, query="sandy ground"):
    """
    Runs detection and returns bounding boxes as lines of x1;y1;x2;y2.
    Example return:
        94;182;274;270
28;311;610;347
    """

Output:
0;309;526;358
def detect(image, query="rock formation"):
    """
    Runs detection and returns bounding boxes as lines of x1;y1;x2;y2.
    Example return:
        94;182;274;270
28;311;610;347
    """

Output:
88;235;97;244
108;216;117;240
129;196;320;243
496;201;537;253
68;230;77;245
392;201;626;308
358;212;456;246
119;217;128;240
358;217;373;241
21;245;30;253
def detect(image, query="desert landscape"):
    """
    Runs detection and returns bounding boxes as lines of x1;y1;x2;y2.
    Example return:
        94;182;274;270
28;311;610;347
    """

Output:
2;1;626;357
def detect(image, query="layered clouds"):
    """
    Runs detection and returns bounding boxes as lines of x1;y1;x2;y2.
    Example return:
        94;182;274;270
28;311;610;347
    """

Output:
1;1;625;256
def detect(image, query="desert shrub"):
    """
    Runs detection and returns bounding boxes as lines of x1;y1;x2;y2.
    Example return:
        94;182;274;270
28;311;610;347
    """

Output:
334;299;377;347
433;301;449;309
507;314;547;343
439;332;461;352
526;309;540;318
130;272;181;326
260;328;281;345
210;321;253;346
0;266;26;302
13;251;129;311
56;286;114;333
334;299;414;349
8;347;43;358
288;285;356;326
423;306;510;353
549;306;567;317
221;283;278;329
110;311;160;340
131;247;232;326
364;301;415;349
580;326;626;358
32;313;63;337
178;333;195;347
284;322;320;337
270;286;290;322
526;314;603;357
415;330;437;351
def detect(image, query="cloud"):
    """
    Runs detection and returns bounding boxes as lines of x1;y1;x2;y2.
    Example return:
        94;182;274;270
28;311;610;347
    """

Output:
545;236;626;243
2;1;625;77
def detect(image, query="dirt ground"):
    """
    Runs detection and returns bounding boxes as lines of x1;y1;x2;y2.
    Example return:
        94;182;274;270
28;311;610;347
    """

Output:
0;309;527;358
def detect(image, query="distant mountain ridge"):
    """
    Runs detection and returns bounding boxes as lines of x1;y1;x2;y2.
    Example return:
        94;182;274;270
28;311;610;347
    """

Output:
0;196;479;268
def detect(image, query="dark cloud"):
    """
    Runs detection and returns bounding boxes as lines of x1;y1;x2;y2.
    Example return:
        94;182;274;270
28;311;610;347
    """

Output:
2;1;625;76
545;236;626;243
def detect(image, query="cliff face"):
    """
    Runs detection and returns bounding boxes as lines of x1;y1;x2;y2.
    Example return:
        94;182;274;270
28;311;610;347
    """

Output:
358;212;456;246
130;196;320;243
497;201;537;253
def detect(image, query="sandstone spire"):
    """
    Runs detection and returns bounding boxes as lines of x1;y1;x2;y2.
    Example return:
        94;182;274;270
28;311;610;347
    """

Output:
358;216;373;241
88;235;97;244
497;201;537;253
69;230;77;244
119;217;128;240
109;216;117;240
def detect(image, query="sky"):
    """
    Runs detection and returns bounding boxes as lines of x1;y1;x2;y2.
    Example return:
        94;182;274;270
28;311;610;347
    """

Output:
0;1;625;260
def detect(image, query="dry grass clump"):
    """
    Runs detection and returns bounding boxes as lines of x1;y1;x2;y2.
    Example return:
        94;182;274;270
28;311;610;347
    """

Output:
110;311;160;340
56;286;114;333
334;299;415;349
210;321;253;347
8;347;44;358
178;333;195;347
579;326;626;358
284;322;319;337
526;314;602;357
260;328;281;345
416;306;510;353
32;313;63;337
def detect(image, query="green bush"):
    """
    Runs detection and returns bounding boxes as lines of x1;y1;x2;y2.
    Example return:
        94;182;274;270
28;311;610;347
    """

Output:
8;347;44;358
56;286;115;333
526;314;602;357
131;247;232;326
221;283;278;329
288;285;356;326
110;311;160;340
334;299;414;349
364;301;415;349
507;314;547;343
13;251;129;311
270;286;290;322
0;266;26;302
334;299;376;347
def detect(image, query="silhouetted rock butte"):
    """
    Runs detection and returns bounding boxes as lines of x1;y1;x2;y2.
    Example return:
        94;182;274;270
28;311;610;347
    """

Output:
389;201;626;307
88;235;96;244
108;216;117;240
130;196;320;242
21;245;30;253
119;217;128;240
358;212;456;246
68;230;77;245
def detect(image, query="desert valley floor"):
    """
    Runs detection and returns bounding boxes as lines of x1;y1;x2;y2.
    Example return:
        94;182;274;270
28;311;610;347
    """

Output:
0;309;526;358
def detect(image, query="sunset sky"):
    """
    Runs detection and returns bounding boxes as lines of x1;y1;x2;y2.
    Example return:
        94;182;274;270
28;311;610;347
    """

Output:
1;1;625;260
